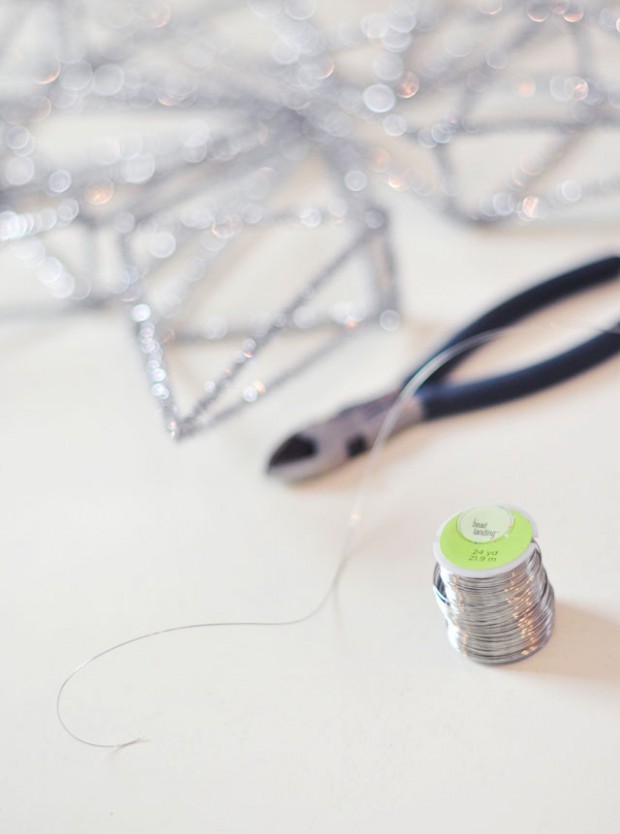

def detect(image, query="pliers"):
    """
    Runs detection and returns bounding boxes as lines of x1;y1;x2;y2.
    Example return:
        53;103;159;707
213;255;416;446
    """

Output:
267;256;620;481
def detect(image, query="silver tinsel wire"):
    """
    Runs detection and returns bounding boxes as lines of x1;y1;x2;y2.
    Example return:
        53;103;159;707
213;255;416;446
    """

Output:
3;0;620;436
433;541;555;663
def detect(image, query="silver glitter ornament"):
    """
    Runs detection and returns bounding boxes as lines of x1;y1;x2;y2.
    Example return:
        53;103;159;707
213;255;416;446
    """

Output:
3;0;620;437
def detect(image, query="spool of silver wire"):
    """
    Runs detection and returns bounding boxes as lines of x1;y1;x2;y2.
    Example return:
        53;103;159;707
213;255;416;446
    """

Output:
432;505;554;664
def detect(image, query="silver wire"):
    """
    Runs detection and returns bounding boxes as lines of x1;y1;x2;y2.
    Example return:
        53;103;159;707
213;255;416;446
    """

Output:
58;320;615;746
433;541;555;664
57;326;510;749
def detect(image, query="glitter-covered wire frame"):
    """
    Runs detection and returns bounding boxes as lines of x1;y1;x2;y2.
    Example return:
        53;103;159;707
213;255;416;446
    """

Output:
2;0;620;436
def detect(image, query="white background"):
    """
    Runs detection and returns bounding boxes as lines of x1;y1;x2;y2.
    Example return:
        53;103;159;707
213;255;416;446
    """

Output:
3;2;620;832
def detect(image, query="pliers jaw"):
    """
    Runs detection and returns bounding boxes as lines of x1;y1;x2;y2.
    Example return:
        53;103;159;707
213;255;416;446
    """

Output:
267;425;355;481
268;390;423;481
267;433;323;481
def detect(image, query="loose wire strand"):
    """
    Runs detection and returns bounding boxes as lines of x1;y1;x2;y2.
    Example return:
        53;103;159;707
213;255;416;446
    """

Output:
57;328;508;749
57;322;618;748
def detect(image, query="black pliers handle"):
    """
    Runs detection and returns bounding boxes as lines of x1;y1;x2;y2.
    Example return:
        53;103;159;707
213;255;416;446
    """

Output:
408;256;620;419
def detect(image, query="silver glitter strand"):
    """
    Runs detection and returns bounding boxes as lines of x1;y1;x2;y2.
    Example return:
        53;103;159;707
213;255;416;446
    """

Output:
3;0;620;437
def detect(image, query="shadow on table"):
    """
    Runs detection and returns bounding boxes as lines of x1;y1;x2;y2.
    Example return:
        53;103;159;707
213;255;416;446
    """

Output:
518;602;620;685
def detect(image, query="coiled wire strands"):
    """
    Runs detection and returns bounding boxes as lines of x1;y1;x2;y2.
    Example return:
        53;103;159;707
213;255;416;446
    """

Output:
433;506;554;664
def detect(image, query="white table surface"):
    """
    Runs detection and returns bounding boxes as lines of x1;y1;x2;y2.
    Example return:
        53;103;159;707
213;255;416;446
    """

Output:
3;4;620;833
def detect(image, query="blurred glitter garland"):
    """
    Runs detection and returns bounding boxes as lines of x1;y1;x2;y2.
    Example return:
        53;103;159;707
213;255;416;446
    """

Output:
2;0;620;437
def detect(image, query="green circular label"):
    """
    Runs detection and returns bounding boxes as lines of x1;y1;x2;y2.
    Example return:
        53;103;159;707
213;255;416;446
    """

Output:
439;506;533;571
